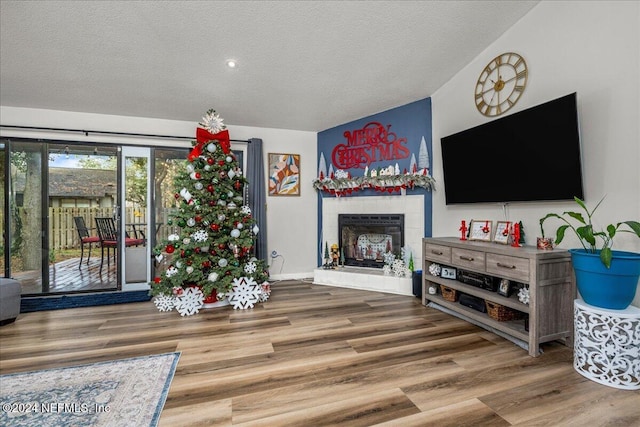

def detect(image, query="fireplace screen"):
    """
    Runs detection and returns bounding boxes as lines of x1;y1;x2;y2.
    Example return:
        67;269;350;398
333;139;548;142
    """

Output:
339;214;404;268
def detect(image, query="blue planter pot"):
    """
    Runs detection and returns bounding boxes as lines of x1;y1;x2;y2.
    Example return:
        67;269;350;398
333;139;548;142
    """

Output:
569;249;640;310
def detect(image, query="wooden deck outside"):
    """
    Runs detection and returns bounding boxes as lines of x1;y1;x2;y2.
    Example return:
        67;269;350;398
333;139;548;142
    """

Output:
12;256;119;295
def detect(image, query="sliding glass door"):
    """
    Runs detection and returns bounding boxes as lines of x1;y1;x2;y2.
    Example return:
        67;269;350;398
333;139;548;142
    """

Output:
1;140;194;297
48;144;119;292
5;140;45;293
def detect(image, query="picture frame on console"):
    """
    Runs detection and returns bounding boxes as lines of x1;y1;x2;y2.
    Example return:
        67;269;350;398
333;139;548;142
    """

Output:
493;221;510;244
498;279;512;297
469;220;493;242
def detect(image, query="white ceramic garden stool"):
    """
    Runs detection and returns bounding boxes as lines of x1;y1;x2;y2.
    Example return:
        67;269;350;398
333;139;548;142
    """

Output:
573;299;640;390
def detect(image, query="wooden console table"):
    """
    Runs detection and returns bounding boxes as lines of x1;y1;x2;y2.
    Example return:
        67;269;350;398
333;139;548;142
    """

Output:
422;237;575;356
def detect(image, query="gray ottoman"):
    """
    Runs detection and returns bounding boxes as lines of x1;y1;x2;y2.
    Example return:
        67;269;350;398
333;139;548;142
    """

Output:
0;278;21;325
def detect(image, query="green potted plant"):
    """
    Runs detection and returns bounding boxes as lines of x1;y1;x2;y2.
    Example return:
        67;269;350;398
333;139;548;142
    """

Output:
540;196;640;309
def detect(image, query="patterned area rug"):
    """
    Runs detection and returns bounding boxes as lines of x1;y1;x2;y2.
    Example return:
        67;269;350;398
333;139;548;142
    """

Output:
0;352;180;427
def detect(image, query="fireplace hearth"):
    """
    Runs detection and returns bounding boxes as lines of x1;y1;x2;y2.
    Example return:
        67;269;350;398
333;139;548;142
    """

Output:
339;214;404;268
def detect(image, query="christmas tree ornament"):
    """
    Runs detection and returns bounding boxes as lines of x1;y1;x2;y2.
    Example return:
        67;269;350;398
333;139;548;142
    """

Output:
228;170;236;179
165;244;175;254
180;188;192;202
200;109;226;134
207;143;217;153
191;230;208;242
183;237;191;245
244;261;257;274
186;266;194;274
186;164;194;173
230;229;241;238
218;258;228;267
190;171;201;180
194;182;203;190
208;272;219;282
253;225;259;235
200;245;209;252
187;218;196;227
236;222;243;229
227;202;237;210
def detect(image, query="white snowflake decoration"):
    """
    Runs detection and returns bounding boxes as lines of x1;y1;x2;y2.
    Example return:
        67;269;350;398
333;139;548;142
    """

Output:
174;287;205;316
227;277;261;309
165;266;178;277
383;252;396;265
154;295;175;312
518;286;530;305
428;263;441;277
392;259;406;276
244;261;257;274
383;265;392;276
241;205;252;215
191;229;208;242
199;109;226;134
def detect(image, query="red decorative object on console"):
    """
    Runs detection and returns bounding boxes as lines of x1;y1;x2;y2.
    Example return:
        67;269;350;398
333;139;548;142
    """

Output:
459;220;468;240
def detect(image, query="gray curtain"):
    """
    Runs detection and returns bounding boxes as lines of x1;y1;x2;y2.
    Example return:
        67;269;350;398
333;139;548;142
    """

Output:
247;138;267;263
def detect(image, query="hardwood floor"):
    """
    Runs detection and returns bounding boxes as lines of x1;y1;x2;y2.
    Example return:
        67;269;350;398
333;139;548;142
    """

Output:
1;280;637;426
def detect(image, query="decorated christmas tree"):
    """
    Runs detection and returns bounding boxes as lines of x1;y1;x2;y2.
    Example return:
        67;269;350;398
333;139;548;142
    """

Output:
150;110;270;315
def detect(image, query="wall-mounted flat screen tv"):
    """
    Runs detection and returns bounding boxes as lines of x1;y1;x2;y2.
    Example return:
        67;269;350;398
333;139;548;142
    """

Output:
441;92;584;205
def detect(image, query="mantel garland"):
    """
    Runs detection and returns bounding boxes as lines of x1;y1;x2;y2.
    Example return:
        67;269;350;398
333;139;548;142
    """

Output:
312;170;435;197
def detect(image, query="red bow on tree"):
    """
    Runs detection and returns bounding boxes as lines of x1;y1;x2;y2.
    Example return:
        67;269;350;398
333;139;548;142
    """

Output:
188;128;231;161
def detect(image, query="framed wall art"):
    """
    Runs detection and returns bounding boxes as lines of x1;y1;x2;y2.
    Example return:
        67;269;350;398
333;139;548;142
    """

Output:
268;153;300;196
469;220;493;242
493;221;511;244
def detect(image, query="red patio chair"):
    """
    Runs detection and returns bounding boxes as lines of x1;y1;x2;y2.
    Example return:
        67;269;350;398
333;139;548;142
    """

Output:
95;217;146;273
73;216;101;269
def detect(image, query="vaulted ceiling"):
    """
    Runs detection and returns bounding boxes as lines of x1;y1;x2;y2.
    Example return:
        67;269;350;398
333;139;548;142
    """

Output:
0;1;539;132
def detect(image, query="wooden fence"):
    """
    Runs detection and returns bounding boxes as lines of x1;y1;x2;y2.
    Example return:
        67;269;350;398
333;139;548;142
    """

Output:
47;207;150;251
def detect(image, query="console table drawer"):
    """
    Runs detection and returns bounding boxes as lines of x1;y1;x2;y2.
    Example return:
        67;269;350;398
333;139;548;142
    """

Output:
486;253;530;282
451;248;486;271
424;243;451;264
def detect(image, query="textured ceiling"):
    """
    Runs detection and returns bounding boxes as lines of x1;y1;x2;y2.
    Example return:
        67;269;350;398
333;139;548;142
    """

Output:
0;1;539;132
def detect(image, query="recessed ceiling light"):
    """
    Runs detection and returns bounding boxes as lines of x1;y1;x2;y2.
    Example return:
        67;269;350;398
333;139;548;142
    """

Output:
226;59;237;68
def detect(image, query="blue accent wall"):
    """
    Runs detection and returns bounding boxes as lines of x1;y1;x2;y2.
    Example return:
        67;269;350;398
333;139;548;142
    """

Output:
316;98;433;266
